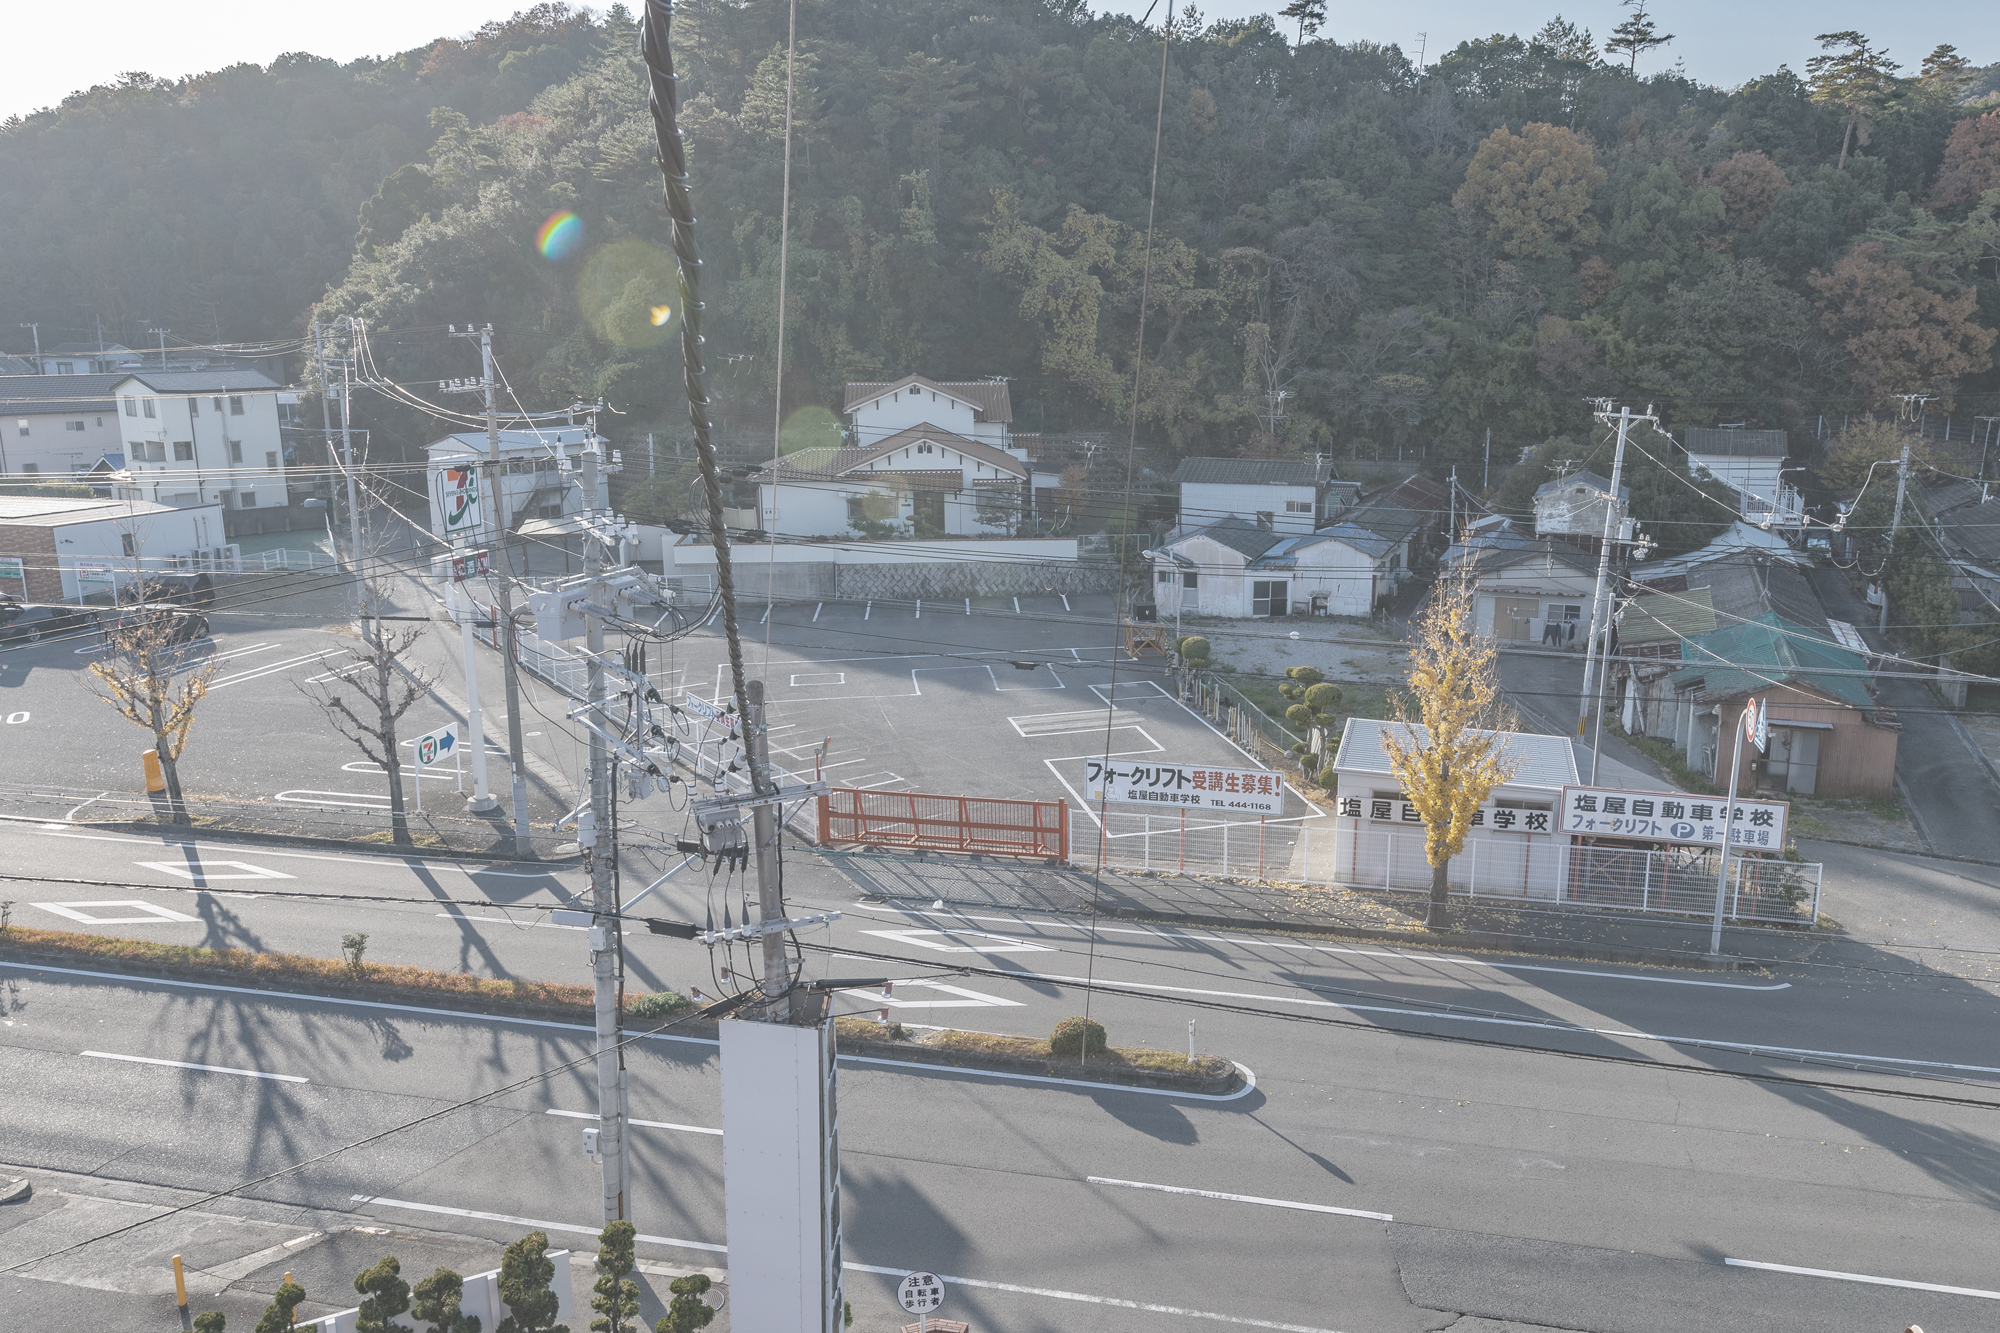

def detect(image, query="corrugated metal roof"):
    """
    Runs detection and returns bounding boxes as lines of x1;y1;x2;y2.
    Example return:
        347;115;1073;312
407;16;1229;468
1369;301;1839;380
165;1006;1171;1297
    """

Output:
1174;515;1283;560
113;369;283;392
1333;717;1578;792
1171;457;1318;487
1620;588;1715;647
1671;611;1874;710
1534;470;1630;501
1684;427;1788;458
0;373;124;414
0;494;184;524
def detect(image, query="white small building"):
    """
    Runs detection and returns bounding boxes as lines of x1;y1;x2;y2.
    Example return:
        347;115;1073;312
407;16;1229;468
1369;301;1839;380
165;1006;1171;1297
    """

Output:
1169;456;1322;535
1447;532;1599;644
0;374;126;479
1151;516;1400;619
0;494;228;602
423;428;598;544
1682;427;1800;527
1533;470;1629;543
755;424;1031;539
109;370;292;512
1327;718;1577;898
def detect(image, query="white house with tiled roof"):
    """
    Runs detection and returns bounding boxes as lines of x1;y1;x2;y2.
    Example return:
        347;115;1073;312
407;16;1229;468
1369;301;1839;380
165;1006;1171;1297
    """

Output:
751;375;1053;537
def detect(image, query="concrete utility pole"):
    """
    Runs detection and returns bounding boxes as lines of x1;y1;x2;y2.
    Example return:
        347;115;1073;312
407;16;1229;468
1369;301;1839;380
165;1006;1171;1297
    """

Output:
745;678;786;1008
150;327;170;369
1880;443;1912;635
17;323;39;360
582;444;630;1223
451;324;534;848
338;332;366;633
1576;406;1637;740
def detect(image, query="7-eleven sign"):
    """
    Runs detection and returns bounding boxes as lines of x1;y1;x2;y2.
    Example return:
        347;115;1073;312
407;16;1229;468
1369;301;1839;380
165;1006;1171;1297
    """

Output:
436;464;484;536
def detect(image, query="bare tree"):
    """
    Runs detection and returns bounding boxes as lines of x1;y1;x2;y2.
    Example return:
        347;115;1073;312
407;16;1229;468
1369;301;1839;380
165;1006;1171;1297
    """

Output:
88;608;218;825
296;585;440;845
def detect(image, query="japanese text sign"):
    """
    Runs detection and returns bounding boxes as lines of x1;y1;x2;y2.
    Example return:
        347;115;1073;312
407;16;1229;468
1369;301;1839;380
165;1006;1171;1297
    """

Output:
1336;793;1552;834
1557;784;1787;850
435;464;485;537
1085;760;1285;814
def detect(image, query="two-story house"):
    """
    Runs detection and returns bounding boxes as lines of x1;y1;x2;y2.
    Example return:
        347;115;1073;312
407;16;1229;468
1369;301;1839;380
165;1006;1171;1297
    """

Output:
1169;457;1323;535
1682;427;1801;528
754;375;1049;537
0;375;127;479
108;370;289;513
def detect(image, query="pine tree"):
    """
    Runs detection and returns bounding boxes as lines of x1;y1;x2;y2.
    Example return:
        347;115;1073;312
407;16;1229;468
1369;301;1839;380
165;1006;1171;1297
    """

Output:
1806;31;1902;171
1277;0;1326;45
411;1268;482;1333
354;1255;413;1333
591;1221;641;1333
1603;1;1673;73
655;1274;714;1333
496;1232;569;1333
253;1278;308;1333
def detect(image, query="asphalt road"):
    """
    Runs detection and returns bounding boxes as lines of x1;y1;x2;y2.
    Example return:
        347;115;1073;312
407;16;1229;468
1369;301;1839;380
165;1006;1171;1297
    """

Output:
11;823;2000;1330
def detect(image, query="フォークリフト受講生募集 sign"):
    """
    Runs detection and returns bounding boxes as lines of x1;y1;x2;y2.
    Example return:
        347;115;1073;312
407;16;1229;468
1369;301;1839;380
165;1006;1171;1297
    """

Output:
1557;784;1787;850
1085;760;1285;814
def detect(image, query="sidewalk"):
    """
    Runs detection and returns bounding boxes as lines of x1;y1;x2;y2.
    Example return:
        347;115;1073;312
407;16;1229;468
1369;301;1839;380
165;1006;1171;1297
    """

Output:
802;846;1838;972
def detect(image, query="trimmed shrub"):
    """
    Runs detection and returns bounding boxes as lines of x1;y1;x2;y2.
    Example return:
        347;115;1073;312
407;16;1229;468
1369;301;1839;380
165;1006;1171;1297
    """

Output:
1304;682;1344;711
1177;636;1211;663
1285;704;1313;728
627;990;690;1019
1050;1015;1108;1058
1285;666;1325;686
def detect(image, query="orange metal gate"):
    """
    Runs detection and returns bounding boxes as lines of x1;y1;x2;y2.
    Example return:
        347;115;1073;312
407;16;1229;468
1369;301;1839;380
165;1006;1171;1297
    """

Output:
816;788;1069;861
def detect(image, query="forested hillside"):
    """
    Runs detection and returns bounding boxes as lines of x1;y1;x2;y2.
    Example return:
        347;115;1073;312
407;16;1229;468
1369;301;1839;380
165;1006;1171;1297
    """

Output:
3;1;1997;487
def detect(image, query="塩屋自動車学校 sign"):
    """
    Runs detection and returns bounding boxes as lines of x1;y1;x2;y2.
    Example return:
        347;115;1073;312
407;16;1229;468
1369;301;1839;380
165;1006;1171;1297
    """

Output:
1557;784;1787;851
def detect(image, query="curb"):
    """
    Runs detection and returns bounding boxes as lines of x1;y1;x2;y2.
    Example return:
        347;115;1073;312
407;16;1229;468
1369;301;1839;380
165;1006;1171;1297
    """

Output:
1091;905;1757;972
838;1034;1241;1095
67;819;577;867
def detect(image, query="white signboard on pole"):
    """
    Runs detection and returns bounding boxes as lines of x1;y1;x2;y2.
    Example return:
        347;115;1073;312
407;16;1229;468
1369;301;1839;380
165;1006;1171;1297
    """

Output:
414;724;459;768
1557;784;1787;851
683;692;738;733
435;464;486;539
1085;760;1284;814
897;1272;946;1315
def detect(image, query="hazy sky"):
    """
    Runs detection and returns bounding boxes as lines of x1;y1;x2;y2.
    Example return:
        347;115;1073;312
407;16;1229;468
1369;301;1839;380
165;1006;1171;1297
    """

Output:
4;1;1987;124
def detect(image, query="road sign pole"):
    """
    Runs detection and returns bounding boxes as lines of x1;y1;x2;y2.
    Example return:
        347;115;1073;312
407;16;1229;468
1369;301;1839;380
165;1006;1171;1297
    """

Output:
582;444;629;1225
1708;708;1749;957
457;581;495;810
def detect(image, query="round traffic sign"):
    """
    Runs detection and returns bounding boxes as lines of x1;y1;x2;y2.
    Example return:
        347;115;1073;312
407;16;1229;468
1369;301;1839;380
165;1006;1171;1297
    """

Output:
896;1272;945;1314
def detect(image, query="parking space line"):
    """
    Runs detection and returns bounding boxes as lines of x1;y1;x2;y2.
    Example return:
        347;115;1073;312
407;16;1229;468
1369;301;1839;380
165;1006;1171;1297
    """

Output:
546;1108;722;1136
1087;1176;1391;1222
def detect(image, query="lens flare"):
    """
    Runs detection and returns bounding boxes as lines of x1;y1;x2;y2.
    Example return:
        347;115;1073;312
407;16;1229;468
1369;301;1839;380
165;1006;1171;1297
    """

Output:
650;304;673;327
536;211;585;260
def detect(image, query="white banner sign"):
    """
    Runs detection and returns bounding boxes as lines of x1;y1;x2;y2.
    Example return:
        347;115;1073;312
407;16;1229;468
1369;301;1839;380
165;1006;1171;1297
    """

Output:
435;464;485;538
1558;785;1787;850
1336;793;1552;834
1084;760;1285;813
682;692;738;733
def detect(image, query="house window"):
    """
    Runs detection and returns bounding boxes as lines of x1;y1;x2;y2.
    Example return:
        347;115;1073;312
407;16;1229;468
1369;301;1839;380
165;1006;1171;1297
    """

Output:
1184;572;1198;588
228;440;243;463
240;491;256;508
124;397;138;416
65;420;84;432
1561;604;1582;622
188;398;199;416
143;441;166;462
121;533;136;556
213;397;224;412
917;442;934;454
14;420;24;436
1252;580;1289;618
20;463;37;474
173;441;194;461
228;396;245;415
1157;570;1173;583
1285;500;1312;513
1256;511;1275;530
95;416;103;426
266;451;279;470
142;400;156;418
847;497;866;525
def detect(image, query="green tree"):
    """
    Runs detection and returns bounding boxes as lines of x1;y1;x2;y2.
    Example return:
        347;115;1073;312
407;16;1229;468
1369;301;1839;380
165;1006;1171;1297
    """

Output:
411;1268;482;1333
1453;124;1607;260
496;1232;568;1333
1806;31;1902;171
1705;152;1791;232
1278;0;1326;45
1809;241;1997;411
1602;1;1674;74
254;1278;308;1333
591;1221;641;1333
194;1314;226;1333
656;1274;715;1333
354;1255;413;1333
1931;110;2000;212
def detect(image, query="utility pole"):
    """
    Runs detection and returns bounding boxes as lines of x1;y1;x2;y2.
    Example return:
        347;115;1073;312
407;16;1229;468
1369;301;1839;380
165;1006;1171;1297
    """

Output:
338;332;365;633
1880;443;1911;635
1576;405;1640;741
150;327;171;369
1483;427;1492;492
746;678;786;1009
17;323;39;361
449;324;534;849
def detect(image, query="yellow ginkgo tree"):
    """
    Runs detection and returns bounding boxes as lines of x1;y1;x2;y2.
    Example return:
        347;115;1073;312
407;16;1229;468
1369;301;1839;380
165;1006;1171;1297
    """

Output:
1381;565;1520;928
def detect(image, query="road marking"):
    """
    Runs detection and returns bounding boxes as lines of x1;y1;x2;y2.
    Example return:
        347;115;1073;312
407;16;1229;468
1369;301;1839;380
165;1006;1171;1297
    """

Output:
63;791;110;822
1724;1257;2000;1300
351;1196;726;1254
210;649;340;691
276;789;392;809
843;1260;1343;1332
869;907;1790;990
82;1050;307;1082
34;900;200;925
545;1109;722;1136
861;929;1055;955
790;672;846;687
1086;1177;1391;1222
6;710;27;724
840;1055;1258;1102
1009;970;2000;1076
438;912;585;931
135;859;295;881
837;981;1025;1009
30;827;562;878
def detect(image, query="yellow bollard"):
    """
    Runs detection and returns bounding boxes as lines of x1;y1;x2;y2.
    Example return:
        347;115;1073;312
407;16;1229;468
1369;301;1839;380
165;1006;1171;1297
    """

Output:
172;1253;189;1329
142;750;166;794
